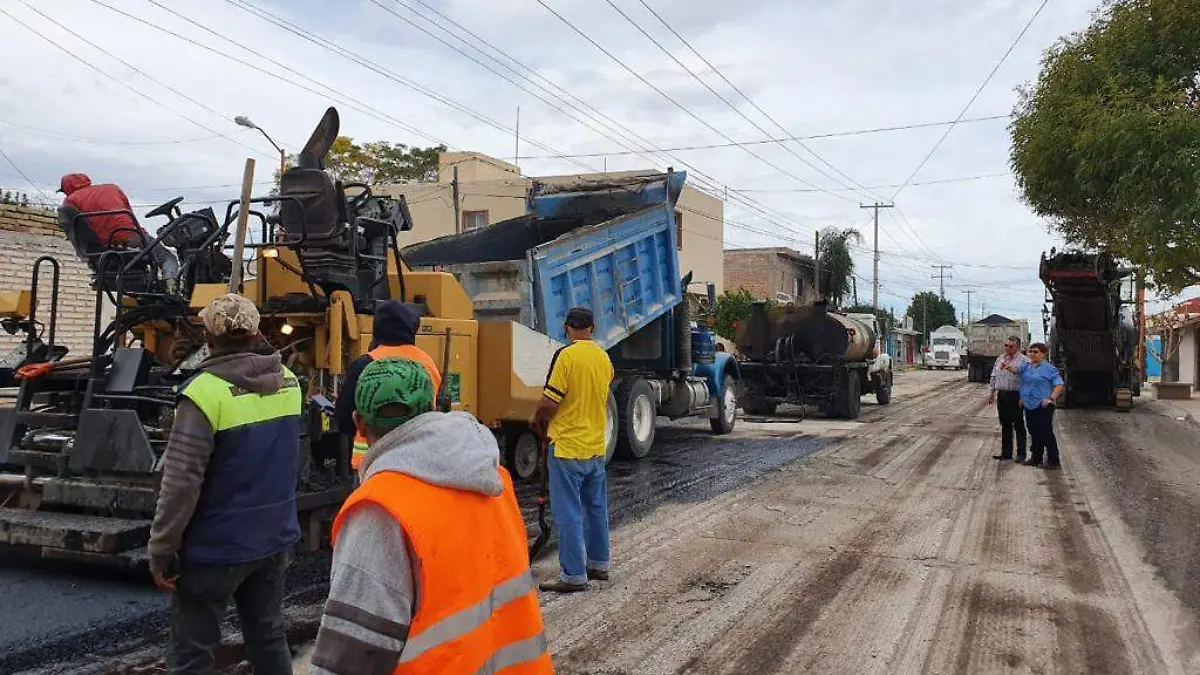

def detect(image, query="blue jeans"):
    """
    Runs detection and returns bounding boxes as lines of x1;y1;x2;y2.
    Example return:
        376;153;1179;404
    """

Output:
548;450;611;584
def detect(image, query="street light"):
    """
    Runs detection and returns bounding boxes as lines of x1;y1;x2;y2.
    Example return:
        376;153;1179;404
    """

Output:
234;115;286;176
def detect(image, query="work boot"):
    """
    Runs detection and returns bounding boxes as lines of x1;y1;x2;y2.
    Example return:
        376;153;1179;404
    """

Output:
1023;459;1042;467
587;568;610;582
539;579;588;594
1044;462;1062;470
992;454;1012;461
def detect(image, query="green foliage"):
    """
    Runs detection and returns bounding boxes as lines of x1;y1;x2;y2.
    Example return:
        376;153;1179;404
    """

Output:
1009;0;1200;293
274;136;447;187
713;287;767;340
905;292;958;346
817;226;862;308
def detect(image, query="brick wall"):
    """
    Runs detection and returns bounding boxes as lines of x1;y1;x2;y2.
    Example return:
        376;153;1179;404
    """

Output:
0;205;112;357
724;247;818;303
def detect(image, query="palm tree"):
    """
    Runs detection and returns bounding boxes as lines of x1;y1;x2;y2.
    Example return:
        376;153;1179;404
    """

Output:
817;226;862;308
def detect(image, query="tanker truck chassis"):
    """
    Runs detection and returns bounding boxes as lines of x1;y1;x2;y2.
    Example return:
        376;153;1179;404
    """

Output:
736;303;892;420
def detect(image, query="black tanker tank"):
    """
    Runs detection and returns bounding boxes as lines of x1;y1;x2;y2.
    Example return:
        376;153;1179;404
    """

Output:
735;301;875;364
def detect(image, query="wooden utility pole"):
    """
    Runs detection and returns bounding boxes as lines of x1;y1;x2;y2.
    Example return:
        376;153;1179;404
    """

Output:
814;230;822;300
229;158;256;293
931;264;953;299
1136;273;1146;383
965;289;975;325
860;202;894;310
452;165;462;234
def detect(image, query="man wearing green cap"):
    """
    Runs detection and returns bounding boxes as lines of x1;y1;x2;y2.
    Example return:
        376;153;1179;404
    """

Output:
310;358;550;674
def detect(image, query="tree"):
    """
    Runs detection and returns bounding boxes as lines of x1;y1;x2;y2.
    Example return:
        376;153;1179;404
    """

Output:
816;226;862;308
273;136;447;188
905;292;958;347
1009;0;1200;293
713;287;767;340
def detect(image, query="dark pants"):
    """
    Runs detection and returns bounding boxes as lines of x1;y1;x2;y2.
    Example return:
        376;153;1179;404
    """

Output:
1024;405;1060;466
167;551;292;675
995;391;1027;459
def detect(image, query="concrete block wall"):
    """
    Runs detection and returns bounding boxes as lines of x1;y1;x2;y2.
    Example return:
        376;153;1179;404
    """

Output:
0;205;109;357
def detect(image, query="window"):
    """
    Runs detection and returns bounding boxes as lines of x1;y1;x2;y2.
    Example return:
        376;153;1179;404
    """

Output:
674;210;683;250
462;210;488;232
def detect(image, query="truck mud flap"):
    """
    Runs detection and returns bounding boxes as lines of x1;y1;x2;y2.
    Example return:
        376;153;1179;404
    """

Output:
0;507;150;554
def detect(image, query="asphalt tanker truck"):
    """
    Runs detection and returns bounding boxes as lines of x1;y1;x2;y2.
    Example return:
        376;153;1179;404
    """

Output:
733;301;892;419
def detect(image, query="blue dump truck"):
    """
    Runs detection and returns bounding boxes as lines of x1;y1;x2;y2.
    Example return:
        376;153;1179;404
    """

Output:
403;171;739;477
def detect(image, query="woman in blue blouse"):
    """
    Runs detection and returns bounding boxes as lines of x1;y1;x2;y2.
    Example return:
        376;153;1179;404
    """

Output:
1001;342;1065;468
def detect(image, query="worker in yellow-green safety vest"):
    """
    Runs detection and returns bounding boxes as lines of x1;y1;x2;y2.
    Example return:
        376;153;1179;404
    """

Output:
334;300;441;471
148;293;302;675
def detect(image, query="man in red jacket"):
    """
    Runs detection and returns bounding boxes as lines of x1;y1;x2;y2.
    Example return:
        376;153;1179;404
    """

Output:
58;173;179;281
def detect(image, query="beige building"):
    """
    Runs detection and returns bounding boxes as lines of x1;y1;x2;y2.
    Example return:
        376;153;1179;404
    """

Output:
379;152;725;294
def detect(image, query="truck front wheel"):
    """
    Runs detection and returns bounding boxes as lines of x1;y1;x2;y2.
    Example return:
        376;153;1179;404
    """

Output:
616;378;656;459
875;372;892;405
710;375;737;435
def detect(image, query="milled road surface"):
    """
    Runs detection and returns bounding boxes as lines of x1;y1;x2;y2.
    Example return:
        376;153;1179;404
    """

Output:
13;369;1200;674
538;370;1200;674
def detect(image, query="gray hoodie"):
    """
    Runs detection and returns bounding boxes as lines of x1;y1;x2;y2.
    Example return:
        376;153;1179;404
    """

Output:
310;411;505;675
147;350;287;573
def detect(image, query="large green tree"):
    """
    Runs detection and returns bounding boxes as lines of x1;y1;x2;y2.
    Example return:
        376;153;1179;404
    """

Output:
1009;0;1200;292
274;136;446;187
905;292;957;346
816;226;862;308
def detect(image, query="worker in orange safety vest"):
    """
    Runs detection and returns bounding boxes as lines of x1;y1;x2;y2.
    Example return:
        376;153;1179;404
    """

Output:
311;357;552;674
334;300;440;470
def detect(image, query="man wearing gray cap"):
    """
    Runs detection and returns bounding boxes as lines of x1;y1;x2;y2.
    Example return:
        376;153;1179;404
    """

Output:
149;293;302;675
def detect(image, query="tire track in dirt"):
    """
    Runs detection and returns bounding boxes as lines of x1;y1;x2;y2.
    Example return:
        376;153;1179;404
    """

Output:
672;384;979;674
1044;472;1103;594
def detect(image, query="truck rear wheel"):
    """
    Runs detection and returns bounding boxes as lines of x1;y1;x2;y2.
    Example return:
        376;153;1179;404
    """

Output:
710;375;737;435
616;378;655;459
828;368;861;419
605;392;617;465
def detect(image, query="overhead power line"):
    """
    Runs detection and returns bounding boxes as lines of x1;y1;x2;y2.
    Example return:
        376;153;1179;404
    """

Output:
602;0;871;201
515;115;1011;160
536;0;858;203
2;2;270;161
0;121;223;146
891;0;1052;199
732;172;1012;193
0;144;52;202
631;0;888;203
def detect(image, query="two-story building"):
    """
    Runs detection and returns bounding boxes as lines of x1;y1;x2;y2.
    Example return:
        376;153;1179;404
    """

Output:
378;152;725;295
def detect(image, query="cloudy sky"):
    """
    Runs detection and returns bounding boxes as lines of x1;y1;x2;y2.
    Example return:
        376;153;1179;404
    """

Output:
0;0;1141;337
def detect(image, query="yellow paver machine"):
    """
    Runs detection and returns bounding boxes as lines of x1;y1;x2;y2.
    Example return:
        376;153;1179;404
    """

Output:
0;108;556;566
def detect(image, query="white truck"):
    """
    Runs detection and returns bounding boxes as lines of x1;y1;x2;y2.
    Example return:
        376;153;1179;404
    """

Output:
927;325;966;370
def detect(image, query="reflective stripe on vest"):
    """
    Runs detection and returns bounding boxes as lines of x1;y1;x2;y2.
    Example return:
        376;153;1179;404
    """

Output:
351;344;442;470
183;367;303;432
332;469;551;674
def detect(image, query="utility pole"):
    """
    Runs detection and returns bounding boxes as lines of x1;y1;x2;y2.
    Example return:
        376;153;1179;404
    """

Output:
452;165;461;234
931;264;953;299
860;202;894;311
514;107;521;165
965;289;975;325
816;229;825;297
1136;272;1146;384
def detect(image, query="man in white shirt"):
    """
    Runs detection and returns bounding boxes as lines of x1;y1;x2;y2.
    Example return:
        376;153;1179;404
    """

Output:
987;336;1029;462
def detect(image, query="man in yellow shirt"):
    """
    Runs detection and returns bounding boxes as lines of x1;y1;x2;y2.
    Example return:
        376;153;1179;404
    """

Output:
532;307;615;593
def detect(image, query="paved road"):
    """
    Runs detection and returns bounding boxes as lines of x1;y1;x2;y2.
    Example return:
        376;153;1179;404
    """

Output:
539;370;1200;674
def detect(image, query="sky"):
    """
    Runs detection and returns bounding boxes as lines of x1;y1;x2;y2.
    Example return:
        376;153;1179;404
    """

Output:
0;0;1165;339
